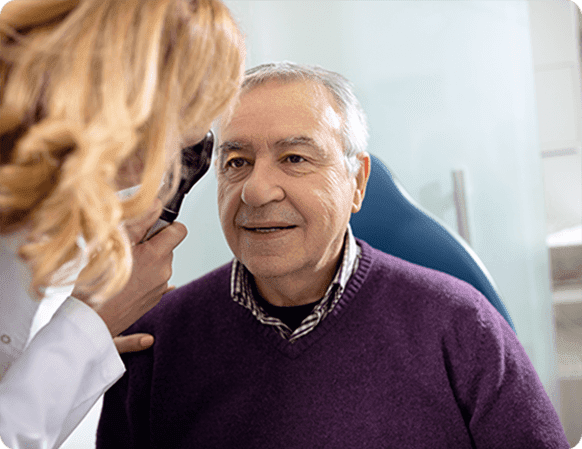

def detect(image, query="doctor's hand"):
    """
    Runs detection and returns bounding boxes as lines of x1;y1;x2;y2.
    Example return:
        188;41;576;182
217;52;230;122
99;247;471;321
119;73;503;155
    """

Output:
113;285;174;352
72;199;188;353
111;284;175;353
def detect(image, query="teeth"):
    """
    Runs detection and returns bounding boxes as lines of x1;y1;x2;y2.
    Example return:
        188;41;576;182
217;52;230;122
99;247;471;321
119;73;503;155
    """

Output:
253;227;282;233
246;226;293;233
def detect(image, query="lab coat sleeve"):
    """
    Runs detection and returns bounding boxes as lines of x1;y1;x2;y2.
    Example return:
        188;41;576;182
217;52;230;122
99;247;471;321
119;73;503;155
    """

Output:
0;296;125;449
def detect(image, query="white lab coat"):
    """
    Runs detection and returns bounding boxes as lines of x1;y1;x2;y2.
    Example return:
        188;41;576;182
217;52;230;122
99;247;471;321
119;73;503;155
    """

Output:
0;233;125;449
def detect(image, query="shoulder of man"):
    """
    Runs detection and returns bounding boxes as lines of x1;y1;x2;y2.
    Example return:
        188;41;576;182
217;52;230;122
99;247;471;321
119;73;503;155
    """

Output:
357;238;504;334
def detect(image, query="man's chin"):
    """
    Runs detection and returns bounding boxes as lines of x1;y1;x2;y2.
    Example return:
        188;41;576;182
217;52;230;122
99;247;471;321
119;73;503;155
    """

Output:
241;255;303;282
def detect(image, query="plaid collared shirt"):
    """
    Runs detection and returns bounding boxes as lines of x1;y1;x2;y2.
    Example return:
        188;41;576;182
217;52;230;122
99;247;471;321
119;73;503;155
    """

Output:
230;225;361;343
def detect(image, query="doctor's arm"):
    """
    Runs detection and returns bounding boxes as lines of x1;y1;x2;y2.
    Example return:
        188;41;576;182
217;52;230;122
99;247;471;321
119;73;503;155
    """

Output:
0;210;186;449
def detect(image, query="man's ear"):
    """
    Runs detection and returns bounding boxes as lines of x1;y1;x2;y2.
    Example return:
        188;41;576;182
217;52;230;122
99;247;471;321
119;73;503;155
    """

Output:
352;152;371;213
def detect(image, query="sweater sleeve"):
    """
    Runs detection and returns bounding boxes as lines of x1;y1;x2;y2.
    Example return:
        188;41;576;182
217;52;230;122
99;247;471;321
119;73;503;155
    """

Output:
442;293;569;449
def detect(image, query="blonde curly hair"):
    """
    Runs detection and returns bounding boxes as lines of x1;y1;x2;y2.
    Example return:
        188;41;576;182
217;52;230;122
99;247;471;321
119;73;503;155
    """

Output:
0;0;244;302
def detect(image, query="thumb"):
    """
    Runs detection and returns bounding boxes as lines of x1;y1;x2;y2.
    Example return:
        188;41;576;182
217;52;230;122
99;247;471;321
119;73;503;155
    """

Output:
114;334;155;354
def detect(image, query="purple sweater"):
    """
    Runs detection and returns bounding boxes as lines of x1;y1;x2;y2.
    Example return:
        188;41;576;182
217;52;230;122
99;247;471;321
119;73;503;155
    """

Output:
97;240;568;448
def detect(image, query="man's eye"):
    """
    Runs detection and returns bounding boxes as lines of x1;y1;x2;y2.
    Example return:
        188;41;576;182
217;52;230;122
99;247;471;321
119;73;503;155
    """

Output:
285;155;305;164
226;157;247;169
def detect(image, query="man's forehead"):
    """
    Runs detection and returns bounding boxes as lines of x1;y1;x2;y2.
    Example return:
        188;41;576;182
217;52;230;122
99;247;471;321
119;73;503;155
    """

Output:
234;79;339;118
218;79;342;148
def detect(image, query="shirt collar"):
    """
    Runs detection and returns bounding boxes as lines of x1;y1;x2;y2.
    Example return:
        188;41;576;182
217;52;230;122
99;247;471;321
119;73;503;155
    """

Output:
230;224;359;305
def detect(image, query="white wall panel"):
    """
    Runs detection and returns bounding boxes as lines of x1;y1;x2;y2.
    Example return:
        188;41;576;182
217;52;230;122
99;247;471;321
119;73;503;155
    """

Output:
535;66;582;150
529;0;579;66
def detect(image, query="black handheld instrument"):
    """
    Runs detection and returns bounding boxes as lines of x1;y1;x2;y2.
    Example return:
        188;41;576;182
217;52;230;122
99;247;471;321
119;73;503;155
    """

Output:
141;130;214;242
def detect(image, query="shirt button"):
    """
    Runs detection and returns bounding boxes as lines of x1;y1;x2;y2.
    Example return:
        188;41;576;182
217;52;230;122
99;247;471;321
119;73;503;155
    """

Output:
1;335;11;344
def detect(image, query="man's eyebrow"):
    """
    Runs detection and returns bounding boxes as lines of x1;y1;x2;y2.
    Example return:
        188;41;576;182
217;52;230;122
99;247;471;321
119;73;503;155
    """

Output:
274;136;317;149
218;136;325;159
274;136;326;158
217;140;252;154
217;140;253;164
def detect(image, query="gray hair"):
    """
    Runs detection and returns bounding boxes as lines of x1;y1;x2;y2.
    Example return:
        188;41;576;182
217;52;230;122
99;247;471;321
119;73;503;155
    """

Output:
242;62;369;175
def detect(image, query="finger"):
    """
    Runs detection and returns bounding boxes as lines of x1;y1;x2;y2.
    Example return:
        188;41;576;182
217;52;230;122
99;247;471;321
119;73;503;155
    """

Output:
146;221;188;252
114;334;155;354
125;199;163;244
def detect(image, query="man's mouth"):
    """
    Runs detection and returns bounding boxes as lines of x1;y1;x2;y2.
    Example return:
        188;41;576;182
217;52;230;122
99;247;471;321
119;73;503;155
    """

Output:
243;225;296;233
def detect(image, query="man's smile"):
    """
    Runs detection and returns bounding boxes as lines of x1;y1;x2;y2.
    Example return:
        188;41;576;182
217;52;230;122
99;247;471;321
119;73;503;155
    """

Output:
241;224;297;234
244;226;295;233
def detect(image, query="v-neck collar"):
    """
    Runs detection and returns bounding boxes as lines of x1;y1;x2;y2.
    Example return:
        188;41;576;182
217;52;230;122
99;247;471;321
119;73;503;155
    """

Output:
230;241;374;359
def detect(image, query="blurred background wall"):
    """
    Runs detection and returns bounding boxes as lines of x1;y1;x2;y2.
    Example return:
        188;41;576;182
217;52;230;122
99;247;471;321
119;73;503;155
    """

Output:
3;0;578;447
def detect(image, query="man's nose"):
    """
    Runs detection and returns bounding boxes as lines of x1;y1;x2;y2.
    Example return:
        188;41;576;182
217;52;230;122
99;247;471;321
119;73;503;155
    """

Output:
241;160;285;207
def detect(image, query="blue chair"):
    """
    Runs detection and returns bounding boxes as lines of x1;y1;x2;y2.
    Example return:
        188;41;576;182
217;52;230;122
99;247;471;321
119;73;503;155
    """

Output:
350;154;516;333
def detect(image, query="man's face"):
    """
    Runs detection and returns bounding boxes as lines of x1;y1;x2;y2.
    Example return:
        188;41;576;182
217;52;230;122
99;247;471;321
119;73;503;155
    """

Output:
216;80;367;289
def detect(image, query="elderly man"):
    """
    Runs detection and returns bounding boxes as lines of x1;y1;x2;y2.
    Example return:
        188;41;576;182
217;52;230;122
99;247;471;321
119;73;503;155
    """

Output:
97;62;569;448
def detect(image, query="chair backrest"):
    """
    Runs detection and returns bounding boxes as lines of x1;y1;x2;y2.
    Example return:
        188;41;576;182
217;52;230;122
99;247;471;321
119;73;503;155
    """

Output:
350;154;516;333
